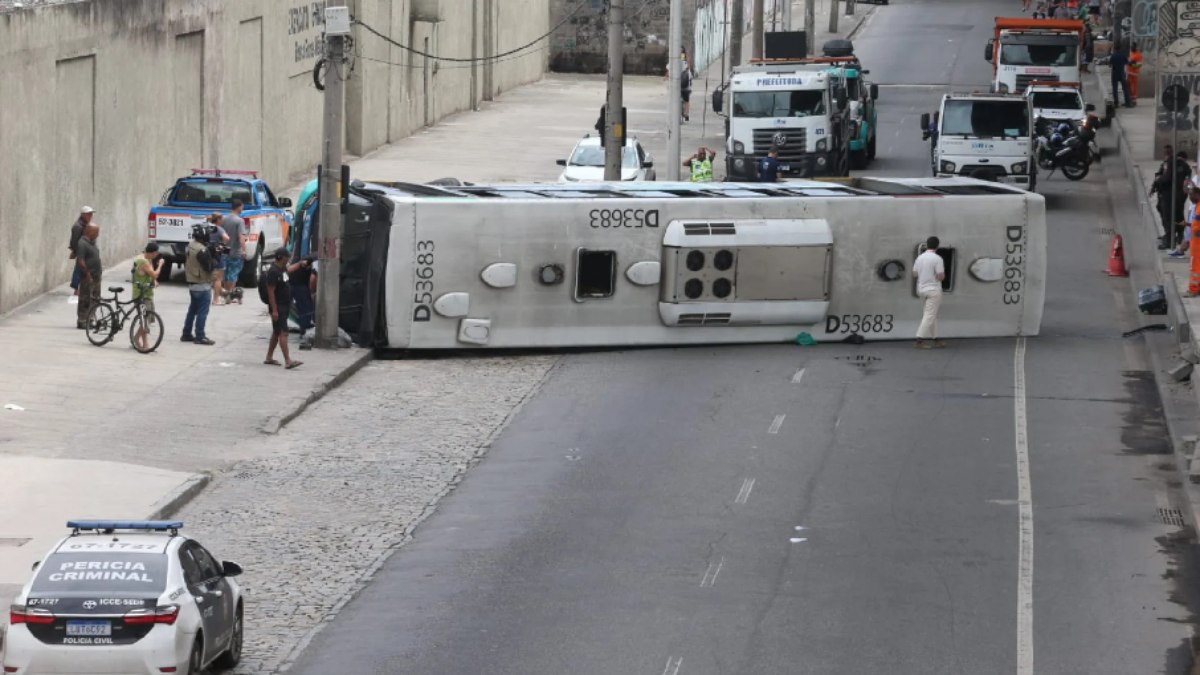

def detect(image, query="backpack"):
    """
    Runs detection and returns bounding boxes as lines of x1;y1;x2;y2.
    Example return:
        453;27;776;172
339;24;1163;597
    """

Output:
258;270;270;305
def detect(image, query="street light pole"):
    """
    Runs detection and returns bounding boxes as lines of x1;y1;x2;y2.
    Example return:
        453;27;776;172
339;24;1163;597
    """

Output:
752;0;764;59
829;0;840;34
605;0;625;181
315;5;349;350
667;0;682;181
805;0;815;55
730;0;744;69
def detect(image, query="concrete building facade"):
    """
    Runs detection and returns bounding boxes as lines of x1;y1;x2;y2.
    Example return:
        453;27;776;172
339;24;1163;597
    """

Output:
0;0;548;313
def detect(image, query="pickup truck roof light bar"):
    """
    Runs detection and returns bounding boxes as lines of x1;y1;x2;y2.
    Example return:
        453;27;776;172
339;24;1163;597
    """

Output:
189;168;259;178
1027;80;1081;89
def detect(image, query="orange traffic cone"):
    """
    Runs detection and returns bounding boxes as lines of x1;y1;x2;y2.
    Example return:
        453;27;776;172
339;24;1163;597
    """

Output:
1105;234;1129;277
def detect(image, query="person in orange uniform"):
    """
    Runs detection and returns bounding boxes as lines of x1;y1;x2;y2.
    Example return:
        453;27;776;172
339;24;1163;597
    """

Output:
1127;44;1144;103
1189;186;1200;297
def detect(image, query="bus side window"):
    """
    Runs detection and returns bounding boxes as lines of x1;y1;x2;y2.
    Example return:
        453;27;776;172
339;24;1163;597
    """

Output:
575;249;617;300
915;243;956;294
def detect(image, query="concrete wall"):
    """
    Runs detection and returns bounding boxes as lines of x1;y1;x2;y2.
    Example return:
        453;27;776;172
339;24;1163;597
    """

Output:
0;0;549;313
549;0;727;75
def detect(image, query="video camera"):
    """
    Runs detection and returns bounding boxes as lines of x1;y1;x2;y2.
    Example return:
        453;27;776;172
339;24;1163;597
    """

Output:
191;222;230;258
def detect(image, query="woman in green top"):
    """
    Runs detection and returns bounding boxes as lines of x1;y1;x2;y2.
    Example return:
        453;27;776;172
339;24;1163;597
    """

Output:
131;242;163;352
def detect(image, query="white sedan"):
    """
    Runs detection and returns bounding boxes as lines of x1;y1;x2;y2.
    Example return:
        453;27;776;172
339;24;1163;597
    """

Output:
557;136;657;182
1;520;243;675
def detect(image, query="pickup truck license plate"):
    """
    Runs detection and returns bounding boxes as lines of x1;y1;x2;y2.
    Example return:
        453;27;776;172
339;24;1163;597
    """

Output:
66;620;111;637
157;216;187;228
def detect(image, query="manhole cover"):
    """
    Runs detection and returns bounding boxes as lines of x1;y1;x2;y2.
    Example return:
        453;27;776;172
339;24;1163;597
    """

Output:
0;538;30;547
1158;508;1186;527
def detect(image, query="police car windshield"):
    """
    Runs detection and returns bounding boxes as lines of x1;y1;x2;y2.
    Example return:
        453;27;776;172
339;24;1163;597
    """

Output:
568;145;639;168
172;180;254;206
941;100;1029;138
732;90;825;118
31;553;168;594
1031;91;1082;110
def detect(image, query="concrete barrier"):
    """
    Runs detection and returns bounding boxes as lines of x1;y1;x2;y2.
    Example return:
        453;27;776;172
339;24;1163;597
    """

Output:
0;0;549;313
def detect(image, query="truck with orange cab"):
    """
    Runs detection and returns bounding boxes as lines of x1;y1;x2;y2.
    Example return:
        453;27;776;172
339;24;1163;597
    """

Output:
985;18;1085;95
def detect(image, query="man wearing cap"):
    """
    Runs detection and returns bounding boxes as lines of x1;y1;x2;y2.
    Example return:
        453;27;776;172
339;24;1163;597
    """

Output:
264;247;302;369
68;206;94;299
131;243;163;352
75;222;102;329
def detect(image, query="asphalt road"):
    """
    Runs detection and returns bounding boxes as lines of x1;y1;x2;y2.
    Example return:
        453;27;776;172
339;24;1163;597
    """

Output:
291;1;1199;673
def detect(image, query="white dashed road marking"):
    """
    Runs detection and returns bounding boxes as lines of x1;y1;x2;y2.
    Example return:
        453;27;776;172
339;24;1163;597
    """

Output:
768;414;786;434
662;656;683;675
735;478;755;505
700;557;725;588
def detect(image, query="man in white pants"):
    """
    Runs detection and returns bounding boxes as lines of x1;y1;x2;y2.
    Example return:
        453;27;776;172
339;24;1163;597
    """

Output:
913;236;946;349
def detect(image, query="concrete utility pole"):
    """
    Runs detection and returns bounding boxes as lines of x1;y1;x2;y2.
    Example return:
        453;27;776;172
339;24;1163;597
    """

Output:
752;0;764;59
829;0;839;34
316;5;350;350
667;0;683;181
605;0;625;181
730;0;744;70
805;0;815;55
783;0;793;31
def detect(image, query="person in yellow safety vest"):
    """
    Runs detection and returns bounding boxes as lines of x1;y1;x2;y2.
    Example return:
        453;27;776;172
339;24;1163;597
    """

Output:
684;146;717;182
1127;43;1143;104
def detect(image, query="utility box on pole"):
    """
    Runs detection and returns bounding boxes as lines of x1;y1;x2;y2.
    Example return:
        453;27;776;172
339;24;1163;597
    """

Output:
315;5;348;349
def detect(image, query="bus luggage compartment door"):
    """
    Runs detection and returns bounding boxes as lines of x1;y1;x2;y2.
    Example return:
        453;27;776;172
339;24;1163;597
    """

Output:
659;219;832;326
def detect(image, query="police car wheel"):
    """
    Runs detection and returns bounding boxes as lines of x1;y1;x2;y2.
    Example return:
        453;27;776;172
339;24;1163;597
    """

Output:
187;637;203;675
241;245;264;288
158;260;173;283
213;607;244;669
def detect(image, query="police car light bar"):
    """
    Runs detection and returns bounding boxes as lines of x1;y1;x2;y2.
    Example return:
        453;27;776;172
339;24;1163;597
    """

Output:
67;520;184;533
189;168;259;178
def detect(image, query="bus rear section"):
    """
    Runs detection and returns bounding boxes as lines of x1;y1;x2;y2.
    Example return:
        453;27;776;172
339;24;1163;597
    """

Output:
377;179;1045;350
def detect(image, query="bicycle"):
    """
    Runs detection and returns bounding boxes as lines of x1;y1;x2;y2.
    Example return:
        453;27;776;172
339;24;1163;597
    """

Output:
84;283;164;353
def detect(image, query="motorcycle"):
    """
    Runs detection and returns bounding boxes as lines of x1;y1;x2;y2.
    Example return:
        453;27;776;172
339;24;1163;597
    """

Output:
1034;118;1094;181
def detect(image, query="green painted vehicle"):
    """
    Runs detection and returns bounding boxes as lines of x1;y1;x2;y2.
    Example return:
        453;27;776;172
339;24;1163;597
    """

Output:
820;41;879;170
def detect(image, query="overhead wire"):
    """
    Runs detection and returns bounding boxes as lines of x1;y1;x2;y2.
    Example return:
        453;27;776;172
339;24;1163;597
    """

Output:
354;0;588;64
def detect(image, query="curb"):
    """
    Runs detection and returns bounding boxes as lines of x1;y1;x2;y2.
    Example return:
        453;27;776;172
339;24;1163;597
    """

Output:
146;473;211;520
845;3;878;41
260;347;375;434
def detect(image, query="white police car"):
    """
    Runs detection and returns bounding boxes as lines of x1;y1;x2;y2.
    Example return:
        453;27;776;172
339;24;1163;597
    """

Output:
556;136;657;182
1;521;243;675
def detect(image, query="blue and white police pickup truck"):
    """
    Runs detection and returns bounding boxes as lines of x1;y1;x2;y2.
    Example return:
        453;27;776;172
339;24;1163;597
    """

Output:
147;169;293;286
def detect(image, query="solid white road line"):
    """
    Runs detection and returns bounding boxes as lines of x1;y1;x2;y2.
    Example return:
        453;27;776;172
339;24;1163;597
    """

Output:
700;557;725;588
662;656;683;675
768;414;786;434
735;478;756;505
791;368;806;384
1014;337;1034;675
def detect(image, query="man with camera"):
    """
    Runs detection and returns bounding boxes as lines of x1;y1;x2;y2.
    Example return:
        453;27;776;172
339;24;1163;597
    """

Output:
181;223;217;345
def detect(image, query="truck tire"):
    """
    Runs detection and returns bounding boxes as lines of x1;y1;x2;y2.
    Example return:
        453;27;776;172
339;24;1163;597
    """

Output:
158;261;173;283
850;149;868;170
867;133;877;161
240;244;264;288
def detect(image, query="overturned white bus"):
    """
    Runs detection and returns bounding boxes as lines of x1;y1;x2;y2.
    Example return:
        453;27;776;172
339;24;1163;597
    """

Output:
328;177;1045;349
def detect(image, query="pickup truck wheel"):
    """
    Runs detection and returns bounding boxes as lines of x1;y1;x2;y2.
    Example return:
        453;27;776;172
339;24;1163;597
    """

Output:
240;246;263;288
158;261;173;283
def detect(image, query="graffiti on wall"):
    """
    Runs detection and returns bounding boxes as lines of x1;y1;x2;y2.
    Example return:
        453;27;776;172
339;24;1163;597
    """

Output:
1132;0;1160;38
1157;1;1200;155
693;0;727;73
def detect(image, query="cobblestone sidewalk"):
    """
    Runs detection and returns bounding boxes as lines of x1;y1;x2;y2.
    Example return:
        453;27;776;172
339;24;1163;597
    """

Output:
174;355;559;674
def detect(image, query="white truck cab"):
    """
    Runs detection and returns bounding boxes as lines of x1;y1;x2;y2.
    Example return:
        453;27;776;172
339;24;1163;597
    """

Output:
921;93;1037;191
986;18;1084;94
724;63;850;178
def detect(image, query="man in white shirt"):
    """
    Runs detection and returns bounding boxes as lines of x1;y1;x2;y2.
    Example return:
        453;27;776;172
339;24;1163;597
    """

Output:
912;236;946;349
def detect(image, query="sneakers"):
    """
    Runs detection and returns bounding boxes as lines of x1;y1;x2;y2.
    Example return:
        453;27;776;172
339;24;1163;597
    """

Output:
914;340;933;349
180;335;194;342
1169;250;1187;258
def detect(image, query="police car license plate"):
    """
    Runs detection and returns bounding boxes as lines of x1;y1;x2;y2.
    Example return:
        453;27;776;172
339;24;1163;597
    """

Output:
66;620;111;637
158;216;187;228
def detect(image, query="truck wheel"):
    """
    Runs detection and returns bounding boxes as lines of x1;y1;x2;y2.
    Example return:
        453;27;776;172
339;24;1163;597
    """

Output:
867;134;877;161
850;149;868;170
240;245;263;288
158;261;173;283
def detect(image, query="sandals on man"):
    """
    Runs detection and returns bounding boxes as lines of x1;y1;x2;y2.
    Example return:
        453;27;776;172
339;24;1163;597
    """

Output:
264;359;282;366
285;361;304;370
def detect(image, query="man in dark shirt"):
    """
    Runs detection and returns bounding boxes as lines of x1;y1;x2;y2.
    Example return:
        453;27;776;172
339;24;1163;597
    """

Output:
75;223;102;329
1109;46;1132;108
265;247;302;369
68;206;94;296
289;255;317;345
758;147;782;182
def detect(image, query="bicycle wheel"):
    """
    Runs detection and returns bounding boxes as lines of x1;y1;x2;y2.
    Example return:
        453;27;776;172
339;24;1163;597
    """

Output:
85;303;118;347
129;308;164;354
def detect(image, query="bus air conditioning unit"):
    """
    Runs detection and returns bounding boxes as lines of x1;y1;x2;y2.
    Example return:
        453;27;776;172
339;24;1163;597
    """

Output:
659;219;832;326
